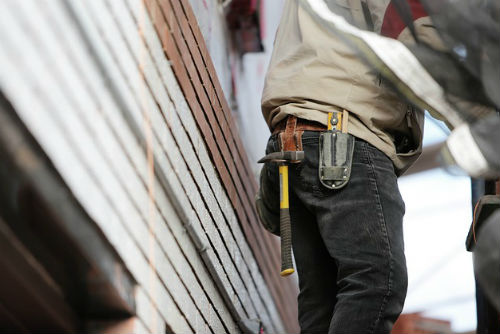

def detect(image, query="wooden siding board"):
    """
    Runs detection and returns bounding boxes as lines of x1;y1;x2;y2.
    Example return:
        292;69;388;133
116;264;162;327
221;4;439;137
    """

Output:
114;0;275;320
169;0;259;228
125;0;290;328
1;0;129;325
168;0;260;221
91;0;256;323
149;0;282;285
177;0;258;195
0;44;185;333
140;23;286;334
181;2;299;326
39;1;209;330
138;1;287;330
174;0;257;224
157;5;293;313
155;0;262;235
16;6;205;332
147;0;298;327
60;0;256;332
147;0;260;268
156;14;236;209
152;179;235;332
135;287;166;333
61;1;234;332
97;0;223;292
150;61;271;329
134;1;287;330
0;1;215;332
1;0;295;331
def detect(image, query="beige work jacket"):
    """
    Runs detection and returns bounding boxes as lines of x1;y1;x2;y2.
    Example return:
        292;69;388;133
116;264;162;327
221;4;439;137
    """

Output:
262;0;443;175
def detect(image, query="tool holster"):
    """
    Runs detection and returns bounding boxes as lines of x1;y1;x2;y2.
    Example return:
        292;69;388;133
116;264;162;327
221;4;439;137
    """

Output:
319;110;355;190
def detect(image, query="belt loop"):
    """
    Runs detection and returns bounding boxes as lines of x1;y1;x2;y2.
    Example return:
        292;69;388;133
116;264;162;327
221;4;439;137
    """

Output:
342;109;349;133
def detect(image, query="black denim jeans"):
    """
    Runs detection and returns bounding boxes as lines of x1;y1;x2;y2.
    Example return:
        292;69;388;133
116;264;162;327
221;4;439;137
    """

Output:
263;131;408;334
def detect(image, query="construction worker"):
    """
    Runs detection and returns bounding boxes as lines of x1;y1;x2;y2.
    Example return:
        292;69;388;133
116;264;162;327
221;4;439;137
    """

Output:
256;1;444;332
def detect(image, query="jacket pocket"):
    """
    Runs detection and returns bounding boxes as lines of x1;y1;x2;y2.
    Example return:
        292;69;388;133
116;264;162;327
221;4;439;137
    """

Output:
396;106;424;158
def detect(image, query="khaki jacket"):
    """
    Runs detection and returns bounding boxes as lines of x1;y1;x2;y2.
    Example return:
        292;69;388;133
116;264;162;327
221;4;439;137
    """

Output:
262;0;444;175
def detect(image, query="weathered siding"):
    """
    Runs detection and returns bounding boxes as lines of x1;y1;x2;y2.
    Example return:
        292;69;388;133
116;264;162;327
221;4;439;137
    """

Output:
0;0;299;332
144;0;299;330
186;0;234;100
232;0;287;177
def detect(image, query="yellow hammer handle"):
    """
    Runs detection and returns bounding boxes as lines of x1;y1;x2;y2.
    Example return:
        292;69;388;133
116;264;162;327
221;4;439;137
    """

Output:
279;164;294;276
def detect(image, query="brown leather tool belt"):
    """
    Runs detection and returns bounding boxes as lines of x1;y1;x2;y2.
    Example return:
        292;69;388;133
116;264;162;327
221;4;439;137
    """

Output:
272;116;327;135
272;116;327;152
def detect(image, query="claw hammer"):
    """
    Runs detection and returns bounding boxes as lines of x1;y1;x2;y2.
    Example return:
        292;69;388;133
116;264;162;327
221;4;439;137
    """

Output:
258;151;304;276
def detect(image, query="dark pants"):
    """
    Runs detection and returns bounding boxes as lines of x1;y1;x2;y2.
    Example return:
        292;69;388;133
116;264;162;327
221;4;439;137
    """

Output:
263;131;408;334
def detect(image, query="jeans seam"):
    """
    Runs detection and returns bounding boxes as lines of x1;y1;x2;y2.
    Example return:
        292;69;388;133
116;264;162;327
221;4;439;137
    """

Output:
364;144;394;334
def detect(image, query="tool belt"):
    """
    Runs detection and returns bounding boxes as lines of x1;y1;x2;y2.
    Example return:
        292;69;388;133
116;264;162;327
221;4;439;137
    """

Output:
272;116;326;158
273;112;355;190
256;112;354;276
272;116;327;135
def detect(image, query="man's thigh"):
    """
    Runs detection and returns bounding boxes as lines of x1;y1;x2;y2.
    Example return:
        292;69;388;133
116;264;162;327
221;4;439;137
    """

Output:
289;192;338;332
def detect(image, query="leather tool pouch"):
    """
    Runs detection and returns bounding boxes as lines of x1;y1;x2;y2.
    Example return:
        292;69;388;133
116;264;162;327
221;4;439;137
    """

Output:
319;130;355;190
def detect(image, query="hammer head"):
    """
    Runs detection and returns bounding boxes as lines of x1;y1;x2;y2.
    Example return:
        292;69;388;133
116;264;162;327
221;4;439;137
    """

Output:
258;151;304;164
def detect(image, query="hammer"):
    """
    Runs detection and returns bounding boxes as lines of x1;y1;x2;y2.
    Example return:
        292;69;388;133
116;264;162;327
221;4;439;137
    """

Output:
258;151;304;276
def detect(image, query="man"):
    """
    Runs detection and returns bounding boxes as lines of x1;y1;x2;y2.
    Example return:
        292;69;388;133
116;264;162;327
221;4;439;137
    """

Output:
257;1;443;332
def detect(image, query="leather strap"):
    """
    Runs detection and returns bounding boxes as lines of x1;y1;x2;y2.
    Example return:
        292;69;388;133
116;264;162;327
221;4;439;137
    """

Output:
273;116;327;135
275;116;326;152
280;116;298;151
295;130;304;151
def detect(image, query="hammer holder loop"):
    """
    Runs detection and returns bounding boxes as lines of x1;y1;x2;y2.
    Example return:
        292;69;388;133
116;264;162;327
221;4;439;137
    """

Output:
277;116;304;163
279;116;300;152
